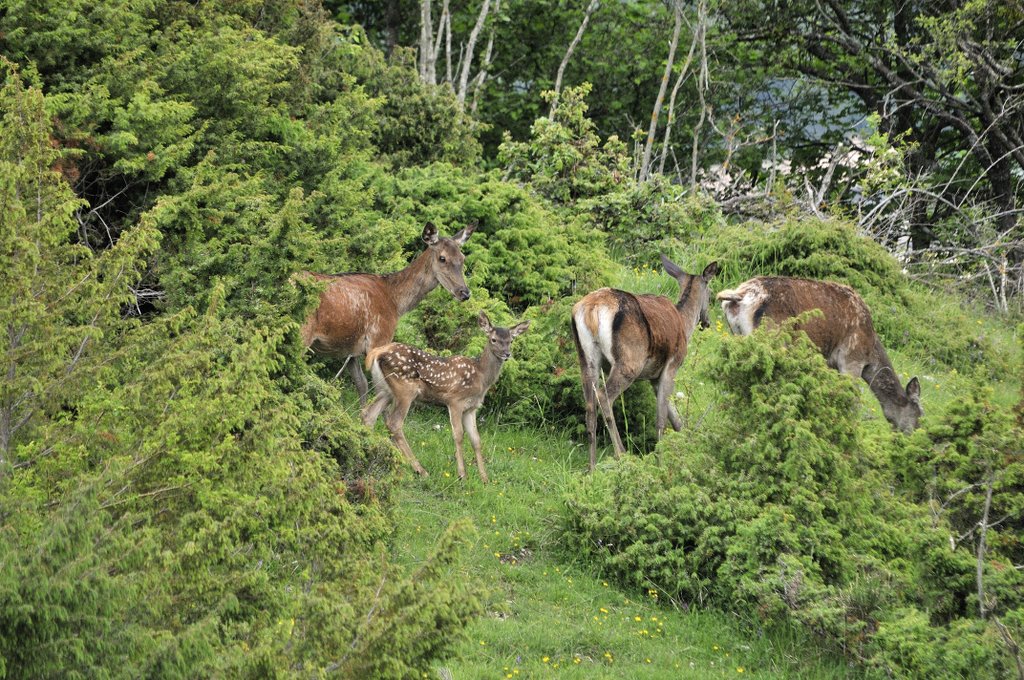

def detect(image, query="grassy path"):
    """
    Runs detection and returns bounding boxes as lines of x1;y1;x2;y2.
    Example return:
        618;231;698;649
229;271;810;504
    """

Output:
388;411;858;679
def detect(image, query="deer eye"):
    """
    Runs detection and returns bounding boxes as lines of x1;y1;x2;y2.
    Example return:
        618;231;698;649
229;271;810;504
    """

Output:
439;255;447;263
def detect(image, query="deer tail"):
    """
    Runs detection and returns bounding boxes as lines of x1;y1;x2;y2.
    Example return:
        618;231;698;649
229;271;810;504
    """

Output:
716;287;743;302
365;345;388;371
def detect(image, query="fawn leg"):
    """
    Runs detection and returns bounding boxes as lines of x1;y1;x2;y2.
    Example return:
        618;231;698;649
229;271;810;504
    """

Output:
361;390;390;428
463;409;488;483
448;406;467;480
385;394;428;477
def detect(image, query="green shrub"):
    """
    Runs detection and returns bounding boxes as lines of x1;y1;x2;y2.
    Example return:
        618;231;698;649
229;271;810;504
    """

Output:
866;610;1011;679
335;27;481;168
0;70;482;677
561;320;1004;672
498;83;631;206
583;178;726;265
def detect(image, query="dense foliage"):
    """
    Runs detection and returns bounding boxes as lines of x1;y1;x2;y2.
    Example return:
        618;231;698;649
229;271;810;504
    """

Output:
1;0;1021;677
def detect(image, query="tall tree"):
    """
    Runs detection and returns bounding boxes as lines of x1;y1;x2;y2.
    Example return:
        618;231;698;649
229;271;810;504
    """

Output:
722;0;1024;250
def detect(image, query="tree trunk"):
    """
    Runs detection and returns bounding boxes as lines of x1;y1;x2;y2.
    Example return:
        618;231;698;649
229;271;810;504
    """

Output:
639;2;683;182
419;0;435;83
471;0;501;114
456;0;492;106
657;0;703;176
550;0;601;117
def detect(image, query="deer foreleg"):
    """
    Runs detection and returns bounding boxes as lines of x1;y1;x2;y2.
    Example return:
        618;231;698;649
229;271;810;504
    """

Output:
654;367;684;438
347;357;370;405
653;376;670;440
667;400;683;431
448;406;468;480
463;410;488;483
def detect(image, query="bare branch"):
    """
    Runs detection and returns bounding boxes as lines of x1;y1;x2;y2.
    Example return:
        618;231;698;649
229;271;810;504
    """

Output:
640;2;683;182
456;0;492;106
550;0;601;117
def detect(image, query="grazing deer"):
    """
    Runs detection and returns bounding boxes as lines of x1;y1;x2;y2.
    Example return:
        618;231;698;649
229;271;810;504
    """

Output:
301;222;475;403
572;256;719;470
362;312;529;482
716;276;922;433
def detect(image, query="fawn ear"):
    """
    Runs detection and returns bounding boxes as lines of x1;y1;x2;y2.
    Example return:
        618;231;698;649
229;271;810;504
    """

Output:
422;222;439;245
660;253;685;279
453;223;477;246
478;311;493;332
702;261;719;280
509;320;530;338
906;377;921;401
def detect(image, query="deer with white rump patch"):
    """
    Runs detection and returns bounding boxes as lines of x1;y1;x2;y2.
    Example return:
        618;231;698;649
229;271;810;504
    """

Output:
301;222;475;403
572;256;718;471
362;312;529;482
716;276;922;433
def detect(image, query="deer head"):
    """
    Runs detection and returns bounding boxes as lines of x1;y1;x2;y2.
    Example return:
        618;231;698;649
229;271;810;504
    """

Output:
886;376;922;434
660;255;719;330
478;311;530;361
422;222;475;301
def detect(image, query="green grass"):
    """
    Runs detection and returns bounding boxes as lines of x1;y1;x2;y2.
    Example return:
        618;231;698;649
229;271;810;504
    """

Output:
385;412;860;679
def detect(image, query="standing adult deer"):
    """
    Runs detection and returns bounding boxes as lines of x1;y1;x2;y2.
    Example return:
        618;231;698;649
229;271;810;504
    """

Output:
716;276;922;433
362;312;529;482
301;222;475;403
571;256;718;471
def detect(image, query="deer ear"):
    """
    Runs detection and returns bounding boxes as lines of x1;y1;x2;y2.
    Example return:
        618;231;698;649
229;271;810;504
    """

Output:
509;320;530;338
906;377;921;401
477;311;493;332
453;223;477;246
702;261;719;280
422;222;439;245
660;253;684;279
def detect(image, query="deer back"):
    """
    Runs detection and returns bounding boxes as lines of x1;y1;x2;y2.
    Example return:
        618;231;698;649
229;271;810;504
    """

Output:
573;289;687;379
301;273;398;359
369;343;487;406
718;276;922;432
718;277;879;362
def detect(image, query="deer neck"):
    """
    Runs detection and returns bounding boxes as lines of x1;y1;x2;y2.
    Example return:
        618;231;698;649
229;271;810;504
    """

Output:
474;348;505;390
674;278;703;341
384;249;438;315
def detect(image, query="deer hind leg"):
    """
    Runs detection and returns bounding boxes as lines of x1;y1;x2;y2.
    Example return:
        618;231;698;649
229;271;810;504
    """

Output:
347;356;371;405
463;409;488;483
652;368;680;439
384;392;428;477
595;365;633;458
572;317;600;471
578;358;601;471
